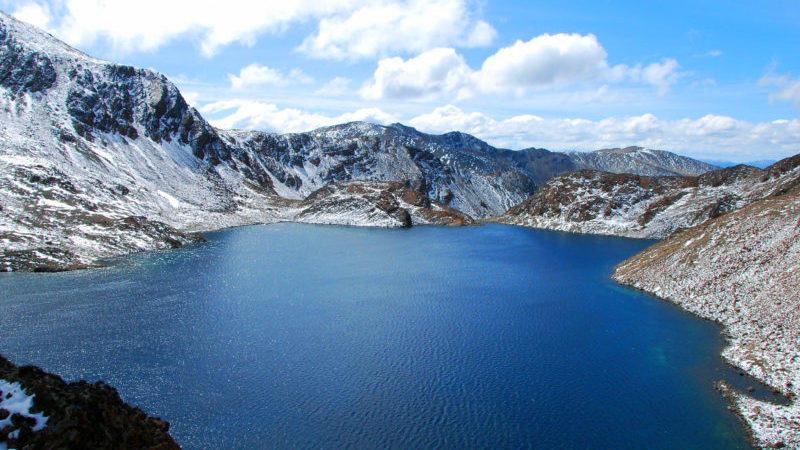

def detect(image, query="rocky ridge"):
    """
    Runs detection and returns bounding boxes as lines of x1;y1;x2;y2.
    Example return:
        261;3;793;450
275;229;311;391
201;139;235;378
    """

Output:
568;146;718;177
0;354;180;449
612;186;800;448
496;155;800;239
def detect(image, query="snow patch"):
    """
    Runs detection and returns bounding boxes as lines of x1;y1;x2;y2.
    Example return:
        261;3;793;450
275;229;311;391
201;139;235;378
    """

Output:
0;379;49;445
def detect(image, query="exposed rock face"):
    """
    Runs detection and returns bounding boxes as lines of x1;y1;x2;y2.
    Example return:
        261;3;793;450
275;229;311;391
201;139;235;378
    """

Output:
612;187;800;449
219;123;537;219
294;181;474;228
496;155;800;239
0;354;180;449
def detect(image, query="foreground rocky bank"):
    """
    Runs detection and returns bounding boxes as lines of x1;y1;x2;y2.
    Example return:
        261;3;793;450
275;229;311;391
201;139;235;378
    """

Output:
0;354;180;449
613;187;800;448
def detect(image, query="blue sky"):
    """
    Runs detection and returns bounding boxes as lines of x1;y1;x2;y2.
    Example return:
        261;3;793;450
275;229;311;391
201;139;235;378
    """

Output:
4;0;800;161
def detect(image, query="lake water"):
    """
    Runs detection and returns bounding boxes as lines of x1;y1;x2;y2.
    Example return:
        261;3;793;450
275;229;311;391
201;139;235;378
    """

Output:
0;223;762;448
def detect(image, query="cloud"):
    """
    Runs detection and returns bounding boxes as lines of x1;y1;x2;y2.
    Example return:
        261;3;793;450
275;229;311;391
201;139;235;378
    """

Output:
360;48;472;100
407;105;800;160
626;59;683;95
228;64;312;89
11;2;51;28
475;33;610;91
298;0;495;60
200;99;398;132
760;73;800;109
315;77;351;96
11;0;493;58
362;34;684;100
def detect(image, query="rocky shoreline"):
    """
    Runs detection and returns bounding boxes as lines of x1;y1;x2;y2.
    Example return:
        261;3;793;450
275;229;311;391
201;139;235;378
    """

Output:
613;189;800;449
0;354;180;449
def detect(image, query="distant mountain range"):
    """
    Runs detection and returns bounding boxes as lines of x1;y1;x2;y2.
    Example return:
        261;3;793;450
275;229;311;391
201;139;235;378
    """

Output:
701;159;777;169
0;12;716;270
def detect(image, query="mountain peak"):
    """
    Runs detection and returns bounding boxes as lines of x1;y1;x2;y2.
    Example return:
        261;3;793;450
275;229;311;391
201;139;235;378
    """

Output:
0;11;102;64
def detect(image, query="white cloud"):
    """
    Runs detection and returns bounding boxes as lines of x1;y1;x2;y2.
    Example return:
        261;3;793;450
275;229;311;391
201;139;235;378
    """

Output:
228;64;313;89
315;77;352;96
626;59;683;95
476;33;610;91
361;48;472;100
201;99;398;132
12;0;493;58
760;73;800;109
11;2;51;29
407;105;800;160
298;0;495;60
362;34;684;100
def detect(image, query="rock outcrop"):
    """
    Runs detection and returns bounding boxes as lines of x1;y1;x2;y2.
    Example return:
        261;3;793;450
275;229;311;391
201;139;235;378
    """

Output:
0;354;180;449
294;180;474;228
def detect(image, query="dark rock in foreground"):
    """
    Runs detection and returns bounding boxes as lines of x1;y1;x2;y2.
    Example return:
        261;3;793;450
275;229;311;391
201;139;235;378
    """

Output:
0;354;180;449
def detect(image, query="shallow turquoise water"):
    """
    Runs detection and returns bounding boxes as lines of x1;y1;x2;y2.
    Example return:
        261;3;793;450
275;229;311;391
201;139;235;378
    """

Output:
0;223;759;448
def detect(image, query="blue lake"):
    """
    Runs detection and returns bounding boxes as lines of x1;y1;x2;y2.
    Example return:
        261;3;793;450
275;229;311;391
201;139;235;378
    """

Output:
0;223;760;448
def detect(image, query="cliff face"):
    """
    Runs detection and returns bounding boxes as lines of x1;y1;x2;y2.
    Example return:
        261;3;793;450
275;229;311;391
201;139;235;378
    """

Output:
612;188;800;448
0;354;180;449
496;155;800;239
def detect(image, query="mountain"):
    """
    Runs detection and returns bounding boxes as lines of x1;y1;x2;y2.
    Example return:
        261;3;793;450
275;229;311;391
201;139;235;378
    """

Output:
612;186;800;449
218;122;538;219
703;158;777;169
495;155;800;239
0;12;715;271
567;146;719;176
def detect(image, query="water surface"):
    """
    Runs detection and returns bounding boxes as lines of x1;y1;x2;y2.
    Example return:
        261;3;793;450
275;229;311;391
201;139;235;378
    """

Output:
0;224;758;448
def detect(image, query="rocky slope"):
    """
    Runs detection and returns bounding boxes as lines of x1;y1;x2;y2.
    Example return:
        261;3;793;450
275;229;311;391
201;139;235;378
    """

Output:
0;12;715;271
1;354;179;449
496;155;800;239
294;180;474;227
612;187;800;449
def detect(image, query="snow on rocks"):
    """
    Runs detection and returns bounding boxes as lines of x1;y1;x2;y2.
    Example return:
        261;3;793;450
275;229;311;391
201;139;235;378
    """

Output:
294;180;474;228
0;354;179;449
613;188;800;448
496;156;800;240
0;379;48;449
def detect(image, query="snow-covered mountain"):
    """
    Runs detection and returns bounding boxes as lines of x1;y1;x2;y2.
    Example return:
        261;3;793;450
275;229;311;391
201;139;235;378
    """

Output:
0;12;290;271
0;12;716;270
612;185;800;449
567;146;718;177
496;155;800;238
